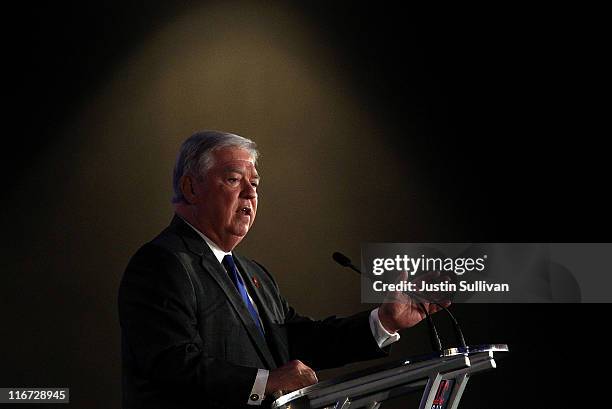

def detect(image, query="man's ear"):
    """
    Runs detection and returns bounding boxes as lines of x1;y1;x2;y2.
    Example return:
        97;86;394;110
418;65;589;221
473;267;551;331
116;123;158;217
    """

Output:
180;175;198;204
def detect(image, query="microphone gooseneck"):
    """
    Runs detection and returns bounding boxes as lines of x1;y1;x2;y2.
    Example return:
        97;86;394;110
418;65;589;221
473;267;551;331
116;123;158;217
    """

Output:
419;302;443;353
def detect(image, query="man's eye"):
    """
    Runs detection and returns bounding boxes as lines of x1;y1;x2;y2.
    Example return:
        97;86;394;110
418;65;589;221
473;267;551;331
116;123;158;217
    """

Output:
227;178;239;184
251;182;259;188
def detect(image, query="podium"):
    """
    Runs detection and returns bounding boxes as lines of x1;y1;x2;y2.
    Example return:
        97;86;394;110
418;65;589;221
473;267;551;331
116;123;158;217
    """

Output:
272;344;508;409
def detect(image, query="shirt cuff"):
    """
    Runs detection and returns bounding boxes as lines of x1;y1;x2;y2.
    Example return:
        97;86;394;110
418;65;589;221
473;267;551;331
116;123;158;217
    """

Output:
247;369;269;405
369;308;401;349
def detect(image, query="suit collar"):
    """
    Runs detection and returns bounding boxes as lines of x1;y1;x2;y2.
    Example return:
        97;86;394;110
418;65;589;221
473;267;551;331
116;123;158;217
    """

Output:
168;214;207;256
175;215;230;263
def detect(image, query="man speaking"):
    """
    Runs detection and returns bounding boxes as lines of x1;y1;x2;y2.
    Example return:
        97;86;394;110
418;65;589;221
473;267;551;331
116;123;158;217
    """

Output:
118;130;445;409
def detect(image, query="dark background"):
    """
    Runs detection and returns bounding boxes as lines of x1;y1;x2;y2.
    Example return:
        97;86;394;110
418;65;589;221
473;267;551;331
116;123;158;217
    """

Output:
2;1;609;408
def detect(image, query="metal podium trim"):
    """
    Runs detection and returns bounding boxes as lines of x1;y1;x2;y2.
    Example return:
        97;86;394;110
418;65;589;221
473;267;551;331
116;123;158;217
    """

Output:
271;344;508;409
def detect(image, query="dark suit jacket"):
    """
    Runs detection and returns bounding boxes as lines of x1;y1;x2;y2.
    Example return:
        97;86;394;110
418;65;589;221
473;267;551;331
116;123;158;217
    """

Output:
118;216;387;409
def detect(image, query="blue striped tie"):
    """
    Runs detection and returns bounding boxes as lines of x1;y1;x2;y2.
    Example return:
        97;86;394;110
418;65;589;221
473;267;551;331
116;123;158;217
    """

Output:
222;255;264;337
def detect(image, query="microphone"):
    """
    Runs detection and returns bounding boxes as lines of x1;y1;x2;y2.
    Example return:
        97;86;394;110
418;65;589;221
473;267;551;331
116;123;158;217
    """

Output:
332;252;361;274
332;251;467;350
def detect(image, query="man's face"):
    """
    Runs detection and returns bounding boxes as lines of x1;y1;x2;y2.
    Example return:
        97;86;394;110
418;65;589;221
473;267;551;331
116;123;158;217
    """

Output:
192;147;259;250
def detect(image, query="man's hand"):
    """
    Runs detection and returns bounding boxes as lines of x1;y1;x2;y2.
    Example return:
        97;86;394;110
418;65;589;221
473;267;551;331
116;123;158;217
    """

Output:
266;360;318;396
378;271;451;333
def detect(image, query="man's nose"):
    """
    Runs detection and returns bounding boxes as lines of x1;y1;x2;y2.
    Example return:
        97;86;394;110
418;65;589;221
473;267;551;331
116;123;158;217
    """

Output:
241;182;257;199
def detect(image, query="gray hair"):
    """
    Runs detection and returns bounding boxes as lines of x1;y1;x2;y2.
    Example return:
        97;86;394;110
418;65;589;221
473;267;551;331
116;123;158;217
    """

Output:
172;130;259;204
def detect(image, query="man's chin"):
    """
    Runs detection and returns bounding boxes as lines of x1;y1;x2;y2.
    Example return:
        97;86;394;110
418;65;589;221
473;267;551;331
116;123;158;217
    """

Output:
230;219;254;236
229;226;250;239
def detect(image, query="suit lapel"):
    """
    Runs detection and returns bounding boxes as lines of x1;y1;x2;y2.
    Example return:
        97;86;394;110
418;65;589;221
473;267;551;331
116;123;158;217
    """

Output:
234;256;290;367
234;256;273;325
199;250;277;369
170;216;277;369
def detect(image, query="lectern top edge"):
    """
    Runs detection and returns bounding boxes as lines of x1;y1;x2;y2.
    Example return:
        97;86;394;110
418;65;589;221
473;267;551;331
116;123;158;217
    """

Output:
271;344;509;409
